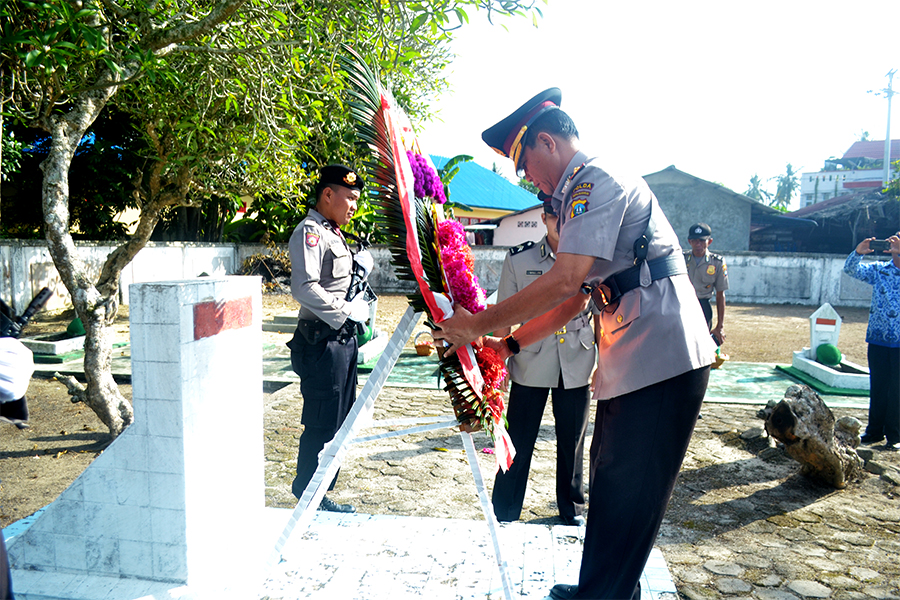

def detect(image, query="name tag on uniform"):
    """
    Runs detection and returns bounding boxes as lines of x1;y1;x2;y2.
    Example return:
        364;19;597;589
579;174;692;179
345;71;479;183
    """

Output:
526;270;543;275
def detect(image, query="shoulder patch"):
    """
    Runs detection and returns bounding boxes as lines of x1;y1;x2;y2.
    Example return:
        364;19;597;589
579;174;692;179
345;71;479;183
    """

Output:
305;231;320;248
510;240;535;256
570;197;589;218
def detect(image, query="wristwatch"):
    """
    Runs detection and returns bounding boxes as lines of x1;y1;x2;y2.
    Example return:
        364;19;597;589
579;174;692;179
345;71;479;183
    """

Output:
504;334;521;355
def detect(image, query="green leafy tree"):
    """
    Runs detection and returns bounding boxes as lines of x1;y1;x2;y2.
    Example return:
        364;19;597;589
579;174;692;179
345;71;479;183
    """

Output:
518;177;539;195
744;174;771;203
0;0;542;436
885;159;899;200
770;163;800;212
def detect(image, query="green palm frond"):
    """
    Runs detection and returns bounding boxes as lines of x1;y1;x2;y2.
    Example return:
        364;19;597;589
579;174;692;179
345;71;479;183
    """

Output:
340;45;495;436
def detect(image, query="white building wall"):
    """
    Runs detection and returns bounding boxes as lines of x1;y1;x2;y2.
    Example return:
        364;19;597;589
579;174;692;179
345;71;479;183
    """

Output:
799;168;894;207
0;242;877;310
491;207;545;247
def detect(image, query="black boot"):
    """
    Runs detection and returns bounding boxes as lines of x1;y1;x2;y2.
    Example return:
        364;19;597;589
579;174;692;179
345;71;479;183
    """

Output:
318;496;356;513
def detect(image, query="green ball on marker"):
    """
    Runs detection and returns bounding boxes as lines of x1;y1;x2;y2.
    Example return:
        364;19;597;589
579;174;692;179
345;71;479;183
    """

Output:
815;343;842;367
66;317;85;337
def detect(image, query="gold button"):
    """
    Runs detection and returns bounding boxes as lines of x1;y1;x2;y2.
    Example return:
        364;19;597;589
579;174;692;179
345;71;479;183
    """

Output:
559;338;565;344
616;315;623;323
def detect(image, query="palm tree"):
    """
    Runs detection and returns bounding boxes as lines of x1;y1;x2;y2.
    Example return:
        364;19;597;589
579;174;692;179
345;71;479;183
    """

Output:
745;174;772;203
771;164;801;211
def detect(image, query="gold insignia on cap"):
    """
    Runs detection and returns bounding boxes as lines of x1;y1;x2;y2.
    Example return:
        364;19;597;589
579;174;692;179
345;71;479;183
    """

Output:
344;172;357;185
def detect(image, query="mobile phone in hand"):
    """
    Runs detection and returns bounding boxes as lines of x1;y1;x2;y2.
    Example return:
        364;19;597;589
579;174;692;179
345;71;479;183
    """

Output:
869;239;891;252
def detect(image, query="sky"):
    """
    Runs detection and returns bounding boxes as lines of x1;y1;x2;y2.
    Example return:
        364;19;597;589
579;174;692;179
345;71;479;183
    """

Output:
416;0;900;210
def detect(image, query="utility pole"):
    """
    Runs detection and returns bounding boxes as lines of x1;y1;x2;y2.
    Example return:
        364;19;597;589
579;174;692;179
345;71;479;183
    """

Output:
869;69;897;186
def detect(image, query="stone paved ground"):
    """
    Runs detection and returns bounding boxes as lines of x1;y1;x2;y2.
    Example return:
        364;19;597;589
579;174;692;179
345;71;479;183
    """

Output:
264;385;900;599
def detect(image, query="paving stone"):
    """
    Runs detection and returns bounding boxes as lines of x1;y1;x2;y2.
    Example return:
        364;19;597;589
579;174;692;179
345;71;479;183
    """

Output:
787;579;833;597
870;508;900;523
833;531;875;547
866;460;888;475
679;568;710;585
703;560;743;576
883;469;900;486
848;566;881;581
805;557;841;572
777;528;813;542
679;585;716;599
754;573;782;587
734;554;771;569
740;427;765;440
767;514;799;527
792;544;827;557
791;511;823;523
862;588;900;600
818;574;861;589
715;578;752;594
856;447;875;461
754;589;800;600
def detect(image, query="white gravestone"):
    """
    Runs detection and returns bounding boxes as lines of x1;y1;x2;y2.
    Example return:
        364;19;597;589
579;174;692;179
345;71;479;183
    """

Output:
807;303;842;360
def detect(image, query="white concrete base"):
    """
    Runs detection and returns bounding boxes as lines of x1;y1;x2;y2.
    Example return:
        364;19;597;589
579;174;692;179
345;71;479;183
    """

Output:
20;333;86;355
9;508;676;600
792;349;870;391
358;329;389;364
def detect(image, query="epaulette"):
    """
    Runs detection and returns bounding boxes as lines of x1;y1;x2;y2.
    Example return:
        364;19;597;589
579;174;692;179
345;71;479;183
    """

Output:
709;252;724;261
509;241;535;256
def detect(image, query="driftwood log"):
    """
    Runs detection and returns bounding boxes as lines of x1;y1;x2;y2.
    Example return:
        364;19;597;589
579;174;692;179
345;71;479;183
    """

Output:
757;384;863;488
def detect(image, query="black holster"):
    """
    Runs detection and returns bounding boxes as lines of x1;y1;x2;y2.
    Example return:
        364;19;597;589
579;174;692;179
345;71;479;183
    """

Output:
292;319;355;346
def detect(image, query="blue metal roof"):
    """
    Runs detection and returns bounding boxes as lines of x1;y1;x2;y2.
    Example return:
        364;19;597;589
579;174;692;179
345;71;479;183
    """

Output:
431;155;540;211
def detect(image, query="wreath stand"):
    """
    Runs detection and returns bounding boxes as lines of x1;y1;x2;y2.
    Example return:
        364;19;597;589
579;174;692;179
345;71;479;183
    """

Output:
266;306;515;600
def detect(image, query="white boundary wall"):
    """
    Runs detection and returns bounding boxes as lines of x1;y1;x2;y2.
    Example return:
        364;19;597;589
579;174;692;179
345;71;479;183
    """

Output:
0;241;874;312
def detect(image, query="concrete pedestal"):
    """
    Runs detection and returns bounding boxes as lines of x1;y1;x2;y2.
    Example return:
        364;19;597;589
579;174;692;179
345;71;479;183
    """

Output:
8;277;263;598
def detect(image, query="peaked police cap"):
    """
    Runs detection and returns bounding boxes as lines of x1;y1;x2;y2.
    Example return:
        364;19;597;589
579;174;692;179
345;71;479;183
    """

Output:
481;88;562;172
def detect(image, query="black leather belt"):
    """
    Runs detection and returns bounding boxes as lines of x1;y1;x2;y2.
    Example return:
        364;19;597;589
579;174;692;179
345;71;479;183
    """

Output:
583;254;686;312
296;318;356;345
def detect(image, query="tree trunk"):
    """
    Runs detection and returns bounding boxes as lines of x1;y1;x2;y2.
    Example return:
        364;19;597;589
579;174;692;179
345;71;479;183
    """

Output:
758;384;863;488
40;85;134;439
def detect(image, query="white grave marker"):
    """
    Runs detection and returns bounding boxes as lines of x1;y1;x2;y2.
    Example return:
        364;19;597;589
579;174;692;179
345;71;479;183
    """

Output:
807;303;842;360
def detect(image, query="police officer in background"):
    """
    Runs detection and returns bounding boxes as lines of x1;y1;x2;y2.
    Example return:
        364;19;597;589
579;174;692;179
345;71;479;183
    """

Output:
492;197;598;527
287;165;372;513
684;223;728;345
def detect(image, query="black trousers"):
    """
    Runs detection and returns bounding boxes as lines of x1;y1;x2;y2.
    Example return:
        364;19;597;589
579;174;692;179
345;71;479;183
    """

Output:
573;366;709;600
492;377;591;522
866;344;900;444
697;297;713;331
289;333;358;499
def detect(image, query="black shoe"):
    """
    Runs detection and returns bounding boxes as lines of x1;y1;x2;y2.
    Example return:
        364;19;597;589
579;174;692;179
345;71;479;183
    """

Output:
562;515;585;527
318;496;356;513
883;441;900;451
549;583;578;599
860;433;885;444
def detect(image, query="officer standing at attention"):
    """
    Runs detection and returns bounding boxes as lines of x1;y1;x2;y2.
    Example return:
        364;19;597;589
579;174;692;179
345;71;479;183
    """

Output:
492;197;597;527
684;223;729;344
432;88;716;600
287;165;371;513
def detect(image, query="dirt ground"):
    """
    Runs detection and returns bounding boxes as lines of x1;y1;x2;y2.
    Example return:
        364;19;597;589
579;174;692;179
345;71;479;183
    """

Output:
0;295;872;529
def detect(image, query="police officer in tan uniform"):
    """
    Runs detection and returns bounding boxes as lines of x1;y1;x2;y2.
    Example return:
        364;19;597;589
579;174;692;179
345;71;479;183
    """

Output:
287;165;370;513
434;88;715;600
684;223;728;344
492;199;597;527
